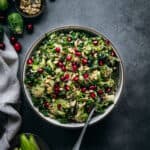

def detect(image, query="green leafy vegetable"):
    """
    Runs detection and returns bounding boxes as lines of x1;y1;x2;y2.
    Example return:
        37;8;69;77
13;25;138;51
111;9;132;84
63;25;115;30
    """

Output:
8;13;24;35
14;134;40;150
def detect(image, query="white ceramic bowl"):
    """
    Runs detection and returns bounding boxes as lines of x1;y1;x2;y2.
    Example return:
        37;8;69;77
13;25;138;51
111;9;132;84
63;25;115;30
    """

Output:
22;26;124;128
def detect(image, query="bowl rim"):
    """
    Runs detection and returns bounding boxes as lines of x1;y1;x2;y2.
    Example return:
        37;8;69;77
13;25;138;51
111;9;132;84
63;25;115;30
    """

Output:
21;25;125;128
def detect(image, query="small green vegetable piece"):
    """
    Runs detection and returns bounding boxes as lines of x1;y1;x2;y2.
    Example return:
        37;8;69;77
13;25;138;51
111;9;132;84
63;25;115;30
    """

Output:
0;0;8;11
8;13;24;35
0;25;4;42
19;134;40;150
20;134;31;150
29;135;40;150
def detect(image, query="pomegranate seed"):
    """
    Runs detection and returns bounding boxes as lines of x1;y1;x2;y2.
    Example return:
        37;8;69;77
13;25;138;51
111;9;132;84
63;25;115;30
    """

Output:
27;58;33;64
54;85;60;93
10;36;17;44
65;85;70;91
66;55;72;61
38;68;43;73
55;47;61;53
75;51;81;57
83;73;89;79
26;23;34;33
89;85;97;90
93;40;98;46
97;89;103;95
82;58;88;65
13;42;22;52
64;74;69;80
57;61;64;67
81;87;86;93
105;39;110;45
90;92;96;99
61;74;70;81
67;37;72;42
72;64;78;72
105;88;111;93
61;76;65;81
111;50;116;57
99;60;104;66
73;75;79;82
57;104;62;110
0;42;5;50
61;66;66;71
43;101;50;108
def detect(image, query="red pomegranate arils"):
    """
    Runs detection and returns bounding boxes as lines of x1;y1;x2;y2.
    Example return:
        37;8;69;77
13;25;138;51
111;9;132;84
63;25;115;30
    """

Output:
83;73;89;79
90;92;96;99
81;87;86;93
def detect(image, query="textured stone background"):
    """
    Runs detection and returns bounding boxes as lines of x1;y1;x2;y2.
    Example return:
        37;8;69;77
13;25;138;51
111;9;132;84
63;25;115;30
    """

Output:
19;0;150;149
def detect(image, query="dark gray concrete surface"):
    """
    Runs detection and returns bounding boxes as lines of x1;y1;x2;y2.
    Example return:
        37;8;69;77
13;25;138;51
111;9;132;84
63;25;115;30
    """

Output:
19;0;150;149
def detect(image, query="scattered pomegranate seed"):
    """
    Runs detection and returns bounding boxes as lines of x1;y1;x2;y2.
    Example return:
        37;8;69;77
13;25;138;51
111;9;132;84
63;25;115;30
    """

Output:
64;74;69;80
26;23;34;33
61;74;70;81
61;76;65;81
105;88;111;93
57;61;64;67
27;58;33;64
81;87;86;93
66;55;72;61
65;85;70;91
55;47;61;53
89;85;97;90
10;36;17;44
67;36;72;42
93;40;98;46
111;50;116;57
43;101;50;108
105;39;110;45
90;92;96;99
99;60;104;66
73;75;79;82
57;104;62;110
82;58;88;65
38;68;43;73
72;64;78;72
97;89;103;95
75;51;81;57
54;85;60;93
13;42;22;52
83;73;89;79
61;66;66;71
0;42;5;50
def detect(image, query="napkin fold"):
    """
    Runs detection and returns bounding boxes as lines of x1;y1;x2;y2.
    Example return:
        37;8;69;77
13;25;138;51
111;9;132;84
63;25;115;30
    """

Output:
0;35;21;150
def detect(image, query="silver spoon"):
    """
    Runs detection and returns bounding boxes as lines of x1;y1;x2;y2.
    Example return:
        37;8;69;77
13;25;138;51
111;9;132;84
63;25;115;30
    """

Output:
72;98;101;150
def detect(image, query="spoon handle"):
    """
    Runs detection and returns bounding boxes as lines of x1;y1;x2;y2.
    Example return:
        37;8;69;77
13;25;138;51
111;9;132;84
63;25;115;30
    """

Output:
72;107;96;150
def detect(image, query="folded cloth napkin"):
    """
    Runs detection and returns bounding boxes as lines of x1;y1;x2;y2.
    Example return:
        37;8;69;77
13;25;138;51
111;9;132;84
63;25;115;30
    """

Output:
0;35;21;150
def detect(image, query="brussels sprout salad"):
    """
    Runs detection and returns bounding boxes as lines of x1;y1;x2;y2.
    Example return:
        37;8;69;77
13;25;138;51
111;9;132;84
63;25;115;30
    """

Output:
25;30;120;123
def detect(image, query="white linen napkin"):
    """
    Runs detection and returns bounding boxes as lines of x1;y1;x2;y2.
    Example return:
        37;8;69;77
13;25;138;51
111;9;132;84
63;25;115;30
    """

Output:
0;34;21;150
